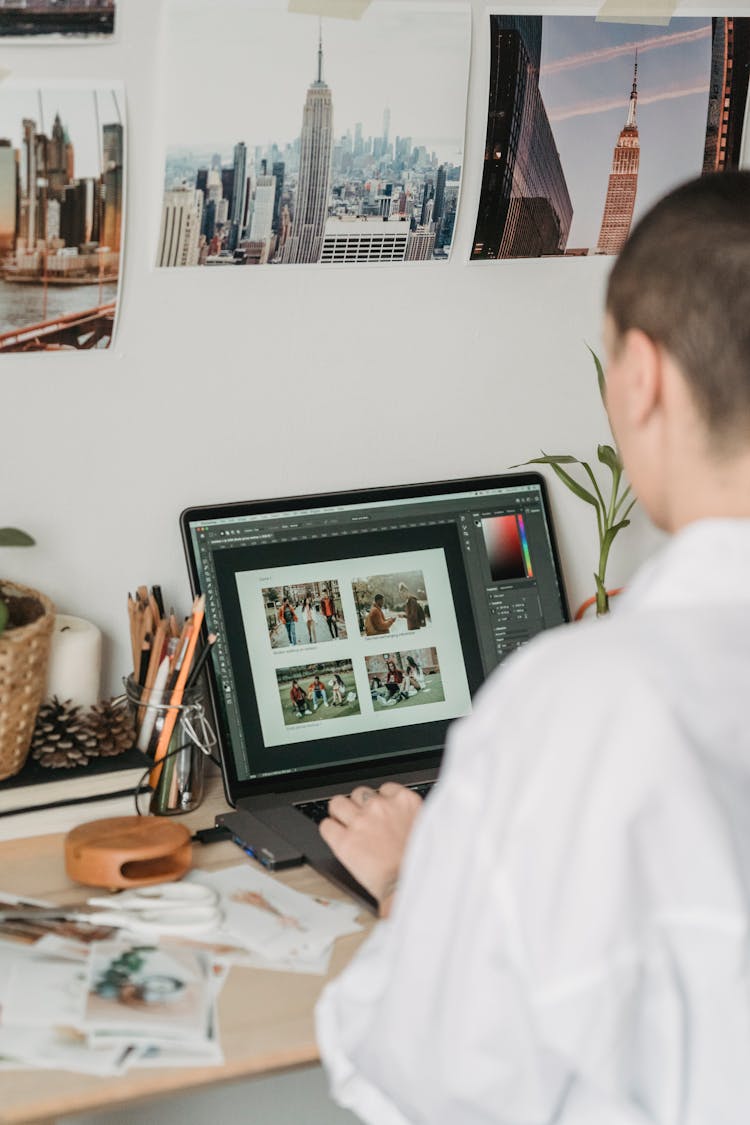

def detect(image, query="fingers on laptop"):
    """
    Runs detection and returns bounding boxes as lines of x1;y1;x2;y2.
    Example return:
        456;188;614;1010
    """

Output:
378;782;417;801
325;783;421;828
326;792;360;825
351;786;379;806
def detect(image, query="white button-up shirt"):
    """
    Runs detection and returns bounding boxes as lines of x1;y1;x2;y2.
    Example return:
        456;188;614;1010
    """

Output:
316;520;750;1124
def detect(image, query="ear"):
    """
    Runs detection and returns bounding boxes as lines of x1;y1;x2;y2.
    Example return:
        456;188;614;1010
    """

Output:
620;328;663;427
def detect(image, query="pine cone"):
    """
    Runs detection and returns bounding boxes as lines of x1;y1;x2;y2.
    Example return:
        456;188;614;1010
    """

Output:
31;697;100;769
85;699;136;758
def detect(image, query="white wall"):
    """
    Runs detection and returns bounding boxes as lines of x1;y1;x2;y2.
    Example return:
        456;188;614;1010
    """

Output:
2;0;740;695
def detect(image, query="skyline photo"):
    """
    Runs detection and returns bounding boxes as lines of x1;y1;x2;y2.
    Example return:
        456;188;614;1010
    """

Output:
0;0;115;39
472;15;750;260
157;0;470;268
0;83;124;351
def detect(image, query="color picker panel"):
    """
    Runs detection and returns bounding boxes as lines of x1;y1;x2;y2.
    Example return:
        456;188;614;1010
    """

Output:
481;514;530;582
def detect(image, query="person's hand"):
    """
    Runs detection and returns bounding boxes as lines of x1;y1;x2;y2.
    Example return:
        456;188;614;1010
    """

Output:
320;783;423;916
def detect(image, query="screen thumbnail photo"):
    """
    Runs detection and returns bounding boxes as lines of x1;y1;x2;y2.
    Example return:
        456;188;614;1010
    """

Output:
365;648;444;711
352;570;430;639
276;659;360;728
263;580;347;650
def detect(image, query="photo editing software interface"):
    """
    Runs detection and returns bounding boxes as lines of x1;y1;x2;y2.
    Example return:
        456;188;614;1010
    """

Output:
188;482;567;784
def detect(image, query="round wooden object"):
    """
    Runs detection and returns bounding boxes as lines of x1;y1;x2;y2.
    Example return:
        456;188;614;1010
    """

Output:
65;816;192;889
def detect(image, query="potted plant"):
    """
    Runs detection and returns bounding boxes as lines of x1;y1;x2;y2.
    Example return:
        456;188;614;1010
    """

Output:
0;529;56;780
517;348;636;617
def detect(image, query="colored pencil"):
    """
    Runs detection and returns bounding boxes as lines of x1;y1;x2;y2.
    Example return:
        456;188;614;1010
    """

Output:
149;595;205;790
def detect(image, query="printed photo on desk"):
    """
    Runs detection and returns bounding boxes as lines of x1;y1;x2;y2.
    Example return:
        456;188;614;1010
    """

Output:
0;0;116;41
471;15;750;261
0;81;125;352
156;0;470;268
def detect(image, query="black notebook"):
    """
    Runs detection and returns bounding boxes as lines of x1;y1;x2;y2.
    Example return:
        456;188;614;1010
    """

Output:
0;744;150;817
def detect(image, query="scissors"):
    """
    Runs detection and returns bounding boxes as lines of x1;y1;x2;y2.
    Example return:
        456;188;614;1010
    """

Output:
0;882;222;937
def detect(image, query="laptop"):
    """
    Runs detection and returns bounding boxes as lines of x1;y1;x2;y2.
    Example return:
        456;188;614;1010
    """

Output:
180;472;569;909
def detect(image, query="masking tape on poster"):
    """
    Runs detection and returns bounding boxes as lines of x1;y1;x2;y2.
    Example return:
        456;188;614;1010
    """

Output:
596;0;676;27
288;0;371;19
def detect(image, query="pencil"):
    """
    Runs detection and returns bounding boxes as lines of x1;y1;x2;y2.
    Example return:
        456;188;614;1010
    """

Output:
185;633;217;692
167;622;193;690
136;653;171;754
137;632;152;686
149;596;205;790
151;585;165;618
138;619;168;725
127;593;140;676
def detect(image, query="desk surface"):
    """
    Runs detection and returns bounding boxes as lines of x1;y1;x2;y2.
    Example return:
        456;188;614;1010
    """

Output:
0;777;374;1125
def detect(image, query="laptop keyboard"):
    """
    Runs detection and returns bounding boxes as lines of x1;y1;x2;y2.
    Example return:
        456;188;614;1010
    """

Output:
296;781;435;825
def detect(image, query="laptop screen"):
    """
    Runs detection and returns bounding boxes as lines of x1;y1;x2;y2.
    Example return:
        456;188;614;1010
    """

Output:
181;473;569;797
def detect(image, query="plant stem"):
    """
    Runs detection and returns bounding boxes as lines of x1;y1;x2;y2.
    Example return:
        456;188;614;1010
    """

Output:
595;580;609;616
596;521;618;615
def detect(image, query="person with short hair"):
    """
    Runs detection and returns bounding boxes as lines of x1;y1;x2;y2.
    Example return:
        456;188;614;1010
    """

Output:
364;594;400;636
321;588;339;639
316;173;750;1123
277;597;297;646
308;675;328;710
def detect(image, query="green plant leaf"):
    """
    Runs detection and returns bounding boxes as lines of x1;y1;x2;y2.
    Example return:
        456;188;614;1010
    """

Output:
587;344;606;406
0;528;35;547
601;518;631;554
511;455;581;467
580;461;607;514
621;496;638;521
547;460;601;509
514;344;638;567
596;444;621;473
512;454;603;521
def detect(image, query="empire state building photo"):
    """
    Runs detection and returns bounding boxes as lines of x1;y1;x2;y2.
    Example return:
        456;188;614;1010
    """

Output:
595;55;640;255
283;31;334;265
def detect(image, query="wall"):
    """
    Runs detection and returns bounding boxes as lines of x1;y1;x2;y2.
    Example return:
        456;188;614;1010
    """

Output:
2;0;741;695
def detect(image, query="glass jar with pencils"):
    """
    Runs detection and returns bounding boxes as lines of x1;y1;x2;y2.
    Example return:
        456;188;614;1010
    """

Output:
125;588;216;815
124;673;215;816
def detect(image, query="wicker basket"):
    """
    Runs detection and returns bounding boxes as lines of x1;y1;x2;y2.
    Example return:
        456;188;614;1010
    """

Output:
0;582;56;781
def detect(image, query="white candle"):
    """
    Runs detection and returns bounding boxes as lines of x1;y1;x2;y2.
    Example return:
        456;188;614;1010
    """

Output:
45;614;102;709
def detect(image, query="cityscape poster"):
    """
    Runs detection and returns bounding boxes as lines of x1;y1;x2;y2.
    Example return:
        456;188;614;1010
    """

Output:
0;83;125;352
0;0;115;40
472;15;750;261
157;0;470;269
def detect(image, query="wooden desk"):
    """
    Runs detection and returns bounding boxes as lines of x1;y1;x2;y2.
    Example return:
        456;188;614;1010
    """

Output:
0;778;374;1125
